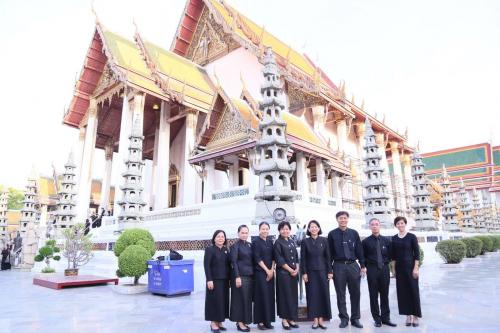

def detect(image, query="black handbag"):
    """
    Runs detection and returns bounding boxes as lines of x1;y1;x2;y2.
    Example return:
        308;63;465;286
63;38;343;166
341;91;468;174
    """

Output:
169;250;183;261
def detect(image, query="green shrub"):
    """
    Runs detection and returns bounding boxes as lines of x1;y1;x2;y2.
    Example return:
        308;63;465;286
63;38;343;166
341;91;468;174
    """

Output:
435;240;466;264
117;245;151;284
419;246;424;267
492;235;500;251
114;229;155;258
476;236;494;253
461;238;483;258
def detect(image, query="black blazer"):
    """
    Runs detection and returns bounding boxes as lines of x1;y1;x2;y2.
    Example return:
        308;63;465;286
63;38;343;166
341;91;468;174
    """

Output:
203;245;230;281
300;236;332;274
273;236;298;271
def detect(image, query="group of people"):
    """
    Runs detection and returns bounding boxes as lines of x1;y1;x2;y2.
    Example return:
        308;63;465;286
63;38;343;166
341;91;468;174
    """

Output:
204;211;422;332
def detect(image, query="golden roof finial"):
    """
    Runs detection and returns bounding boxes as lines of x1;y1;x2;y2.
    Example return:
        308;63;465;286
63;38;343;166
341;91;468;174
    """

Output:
258;25;265;45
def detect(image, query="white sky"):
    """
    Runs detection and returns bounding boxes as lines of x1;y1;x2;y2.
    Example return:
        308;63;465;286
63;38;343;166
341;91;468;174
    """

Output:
0;0;499;189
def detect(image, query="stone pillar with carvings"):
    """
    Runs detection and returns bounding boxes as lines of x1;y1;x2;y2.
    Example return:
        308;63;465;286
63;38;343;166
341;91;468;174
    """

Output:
0;190;8;246
180;109;198;206
113;90;134;217
99;143;114;213
471;188;486;232
411;150;437;230
229;156;240;187
253;48;296;224
204;159;216;202
154;102;171;210
76;98;98;222
375;132;395;213
117;119;147;227
19;169;39;236
458;178;474;232
441;165;460;232
54;152;78;232
362;118;392;228
390;141;406;214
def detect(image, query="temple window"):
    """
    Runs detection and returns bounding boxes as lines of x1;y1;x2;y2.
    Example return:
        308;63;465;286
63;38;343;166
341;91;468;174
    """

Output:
276;128;282;136
265;149;273;159
279;175;287;186
265;175;273;186
266;109;271;116
275;109;280;117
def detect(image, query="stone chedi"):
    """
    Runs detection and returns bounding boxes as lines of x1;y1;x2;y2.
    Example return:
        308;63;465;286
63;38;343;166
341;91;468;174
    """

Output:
54;152;78;231
253;48;296;224
410;150;437;230
19;173;39;235
440;165;460;232
481;195;494;232
117;118;146;226
362;118;392;228
471;188;486;232
0;190;8;246
457;178;474;232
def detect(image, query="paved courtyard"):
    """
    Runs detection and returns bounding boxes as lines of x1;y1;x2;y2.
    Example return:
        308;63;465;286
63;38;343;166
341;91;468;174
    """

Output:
1;253;500;333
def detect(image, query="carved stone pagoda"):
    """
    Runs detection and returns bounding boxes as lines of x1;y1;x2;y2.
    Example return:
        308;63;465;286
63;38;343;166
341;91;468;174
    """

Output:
19;171;40;235
54;152;78;232
253;48;296;224
362;118;392;228
440;165;460;232
118;118;147;227
410;150;436;230
471;188;486;232
458;178;474;232
0;190;8;246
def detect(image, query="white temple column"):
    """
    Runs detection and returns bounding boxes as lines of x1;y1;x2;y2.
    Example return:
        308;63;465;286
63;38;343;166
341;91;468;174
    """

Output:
375;132;395;212
228;156;240;187
390;141;406;213
316;158;325;197
311;105;326;133
402;153;413;212
333;173;343;207
99;143;113;213
204;159;216;202
149;124;160;207
180;109;198;205
246;150;260;195
154;102;171;210
337;118;348;154
75;126;86;184
296;152;309;195
76;98;98;221
113;91;134;217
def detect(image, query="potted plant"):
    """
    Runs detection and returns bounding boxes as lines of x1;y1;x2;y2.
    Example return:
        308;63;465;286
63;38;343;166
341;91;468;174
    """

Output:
34;239;61;273
62;223;93;276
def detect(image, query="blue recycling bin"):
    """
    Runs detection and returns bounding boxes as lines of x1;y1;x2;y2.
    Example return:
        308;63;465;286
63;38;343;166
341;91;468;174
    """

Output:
147;259;194;296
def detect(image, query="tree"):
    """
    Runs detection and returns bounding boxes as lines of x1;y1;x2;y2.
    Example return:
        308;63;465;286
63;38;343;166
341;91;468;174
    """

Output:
114;229;155;285
34;240;61;272
7;187;24;210
62;223;93;270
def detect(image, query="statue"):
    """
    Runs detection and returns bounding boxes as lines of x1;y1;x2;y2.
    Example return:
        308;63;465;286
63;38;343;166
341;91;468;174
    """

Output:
20;222;39;270
294;223;306;302
13;231;22;253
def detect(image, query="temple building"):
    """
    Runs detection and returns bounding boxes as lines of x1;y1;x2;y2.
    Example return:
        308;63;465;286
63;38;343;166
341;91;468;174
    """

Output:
59;0;422;241
472;188;486;232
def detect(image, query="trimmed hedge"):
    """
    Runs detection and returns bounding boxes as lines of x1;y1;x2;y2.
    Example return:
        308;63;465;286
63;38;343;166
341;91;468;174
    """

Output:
492;235;500;251
114;229;156;258
461;237;483;258
475;236;494;253
435;240;466;264
117;245;151;284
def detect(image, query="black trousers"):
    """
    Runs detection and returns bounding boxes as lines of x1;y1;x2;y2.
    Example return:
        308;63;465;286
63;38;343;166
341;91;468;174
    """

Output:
333;262;360;321
366;263;390;323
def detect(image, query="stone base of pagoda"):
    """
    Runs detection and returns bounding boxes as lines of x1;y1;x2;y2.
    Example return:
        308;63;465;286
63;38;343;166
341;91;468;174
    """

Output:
254;199;296;225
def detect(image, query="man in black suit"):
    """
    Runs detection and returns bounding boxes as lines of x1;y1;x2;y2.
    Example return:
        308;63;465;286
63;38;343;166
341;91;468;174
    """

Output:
362;218;397;327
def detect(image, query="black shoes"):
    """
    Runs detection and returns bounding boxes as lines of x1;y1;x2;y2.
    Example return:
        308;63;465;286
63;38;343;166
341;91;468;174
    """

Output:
282;322;291;330
412;322;419;327
236;324;250;332
264;323;274;329
210;326;220;333
374;322;382;327
218;326;227;331
339;320;349;328
289;322;299;329
257;323;266;330
382;320;397;327
351;320;363;329
318;323;327;330
312;324;319;330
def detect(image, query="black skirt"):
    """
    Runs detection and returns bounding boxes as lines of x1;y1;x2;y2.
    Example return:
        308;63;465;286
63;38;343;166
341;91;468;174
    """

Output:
305;270;332;319
205;279;230;322
230;276;253;324
395;260;422;317
253;270;275;324
276;269;298;320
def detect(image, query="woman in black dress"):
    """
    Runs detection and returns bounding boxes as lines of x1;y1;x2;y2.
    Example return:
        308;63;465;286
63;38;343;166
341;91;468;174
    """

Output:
204;230;231;333
230;225;254;332
391;216;422;327
252;221;275;330
301;220;333;329
273;221;299;330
